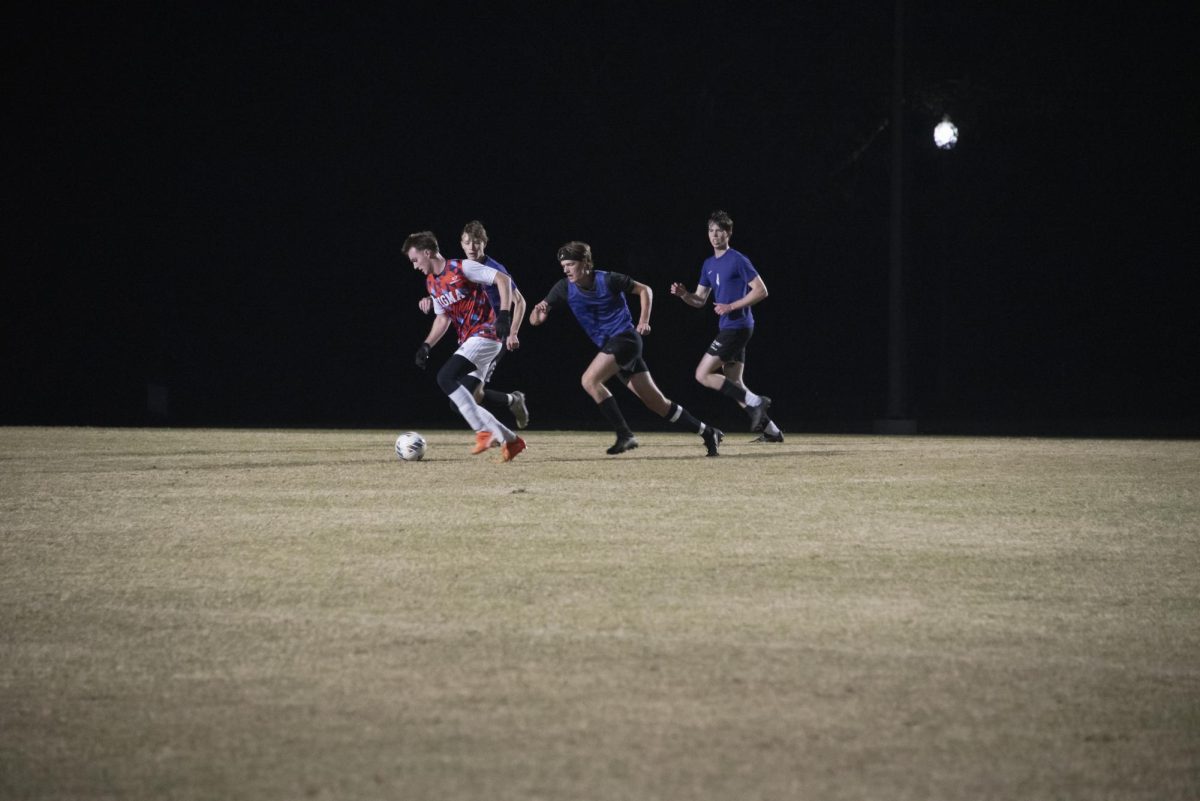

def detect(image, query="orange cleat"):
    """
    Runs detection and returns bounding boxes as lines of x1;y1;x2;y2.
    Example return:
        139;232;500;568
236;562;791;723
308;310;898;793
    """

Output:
499;436;526;462
471;431;495;454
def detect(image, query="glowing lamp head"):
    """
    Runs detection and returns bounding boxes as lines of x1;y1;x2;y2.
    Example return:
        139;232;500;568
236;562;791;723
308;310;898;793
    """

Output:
934;117;959;150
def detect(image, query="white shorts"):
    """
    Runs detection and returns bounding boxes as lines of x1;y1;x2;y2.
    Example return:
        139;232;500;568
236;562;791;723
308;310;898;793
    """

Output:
457;336;503;382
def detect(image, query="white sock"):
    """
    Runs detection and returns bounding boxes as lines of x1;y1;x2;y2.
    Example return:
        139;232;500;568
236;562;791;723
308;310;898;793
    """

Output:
449;386;515;441
765;420;781;435
744;389;762;406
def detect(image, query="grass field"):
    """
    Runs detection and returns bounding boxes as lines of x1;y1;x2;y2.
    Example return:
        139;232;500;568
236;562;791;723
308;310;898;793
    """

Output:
2;427;1198;800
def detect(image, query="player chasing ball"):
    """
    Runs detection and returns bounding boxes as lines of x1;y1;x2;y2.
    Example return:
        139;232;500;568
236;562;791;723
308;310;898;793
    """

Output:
418;221;530;449
406;230;526;462
670;209;783;442
530;241;723;457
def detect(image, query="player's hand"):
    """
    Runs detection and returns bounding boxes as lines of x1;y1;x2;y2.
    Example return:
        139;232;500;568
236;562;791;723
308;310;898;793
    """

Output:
636;322;651;335
414;342;431;369
495;309;512;341
670;282;688;298
418;297;432;314
713;302;733;316
506;333;520;352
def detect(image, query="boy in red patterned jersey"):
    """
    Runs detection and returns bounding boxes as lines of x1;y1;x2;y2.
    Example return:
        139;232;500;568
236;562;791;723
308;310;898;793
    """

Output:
417;221;530;433
404;230;526;462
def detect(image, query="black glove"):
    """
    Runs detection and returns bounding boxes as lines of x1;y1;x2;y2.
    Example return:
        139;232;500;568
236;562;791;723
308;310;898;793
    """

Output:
495;309;512;341
414;342;431;369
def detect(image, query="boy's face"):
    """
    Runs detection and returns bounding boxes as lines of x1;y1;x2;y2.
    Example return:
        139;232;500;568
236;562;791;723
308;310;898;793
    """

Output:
460;235;486;262
560;259;588;283
408;247;435;275
708;223;731;250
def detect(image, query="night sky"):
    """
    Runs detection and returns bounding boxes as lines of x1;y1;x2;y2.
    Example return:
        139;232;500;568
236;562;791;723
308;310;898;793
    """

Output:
6;3;1197;434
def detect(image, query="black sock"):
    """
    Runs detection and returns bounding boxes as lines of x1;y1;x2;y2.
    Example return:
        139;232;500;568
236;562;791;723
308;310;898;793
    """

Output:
719;379;747;404
598;396;634;438
483;388;510;407
665;401;704;434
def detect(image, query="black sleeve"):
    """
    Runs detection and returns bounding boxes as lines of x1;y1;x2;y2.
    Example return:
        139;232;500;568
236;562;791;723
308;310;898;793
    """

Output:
543;278;570;310
606;271;636;294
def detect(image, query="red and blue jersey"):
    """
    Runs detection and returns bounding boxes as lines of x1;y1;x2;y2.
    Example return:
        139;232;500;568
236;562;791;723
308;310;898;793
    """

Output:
699;248;759;330
426;259;500;344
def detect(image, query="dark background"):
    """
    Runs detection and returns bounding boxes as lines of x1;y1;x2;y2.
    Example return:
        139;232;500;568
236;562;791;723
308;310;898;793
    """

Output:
6;3;1197;435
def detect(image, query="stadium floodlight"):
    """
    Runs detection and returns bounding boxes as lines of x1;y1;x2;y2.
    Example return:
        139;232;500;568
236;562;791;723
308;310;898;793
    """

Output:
934;116;959;150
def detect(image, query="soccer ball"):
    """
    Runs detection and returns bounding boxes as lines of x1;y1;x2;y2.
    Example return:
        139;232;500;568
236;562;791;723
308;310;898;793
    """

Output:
394;432;427;461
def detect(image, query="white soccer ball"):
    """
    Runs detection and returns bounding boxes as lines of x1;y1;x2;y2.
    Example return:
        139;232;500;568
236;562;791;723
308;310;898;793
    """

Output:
394;431;427;461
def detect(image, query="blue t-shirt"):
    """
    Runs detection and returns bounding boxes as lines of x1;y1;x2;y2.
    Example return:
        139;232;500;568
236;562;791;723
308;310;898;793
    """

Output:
480;255;517;313
544;271;636;348
699;248;759;330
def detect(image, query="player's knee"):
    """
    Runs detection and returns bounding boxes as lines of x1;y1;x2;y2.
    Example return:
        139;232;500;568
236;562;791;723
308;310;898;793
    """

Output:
437;358;471;395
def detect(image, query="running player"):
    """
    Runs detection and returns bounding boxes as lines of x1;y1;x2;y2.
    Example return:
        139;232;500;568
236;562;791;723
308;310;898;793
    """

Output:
405;230;526;461
418;221;530;435
670;210;783;442
530;241;722;457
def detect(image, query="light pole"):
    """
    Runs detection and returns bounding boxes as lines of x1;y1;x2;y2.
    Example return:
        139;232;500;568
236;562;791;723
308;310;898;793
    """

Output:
877;0;918;434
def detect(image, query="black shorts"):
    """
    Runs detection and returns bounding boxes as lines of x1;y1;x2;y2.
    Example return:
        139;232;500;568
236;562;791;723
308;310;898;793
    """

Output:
601;329;649;381
706;327;753;363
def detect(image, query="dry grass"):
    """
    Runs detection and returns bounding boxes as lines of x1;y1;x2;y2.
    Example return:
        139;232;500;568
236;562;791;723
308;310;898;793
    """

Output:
2;427;1198;800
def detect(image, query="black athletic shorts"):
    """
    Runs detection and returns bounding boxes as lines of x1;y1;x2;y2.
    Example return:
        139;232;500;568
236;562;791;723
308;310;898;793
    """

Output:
706;327;753;363
601;329;649;381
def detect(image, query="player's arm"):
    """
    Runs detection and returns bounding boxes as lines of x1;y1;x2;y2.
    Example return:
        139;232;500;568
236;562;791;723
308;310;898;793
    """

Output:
670;282;711;308
509;287;527;335
505;286;527;350
424;314;450;347
414;314;451;369
609;272;652;334
713;276;768;316
530;279;568;326
629;280;653;335
491;272;513;318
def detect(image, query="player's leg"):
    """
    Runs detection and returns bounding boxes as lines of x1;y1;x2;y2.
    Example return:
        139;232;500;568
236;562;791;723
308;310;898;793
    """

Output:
481;386;530;429
623;365;722;457
693;352;728;393
723;360;782;441
471;349;530;429
459;373;500;453
584;347;637;454
702;330;772;432
441;338;523;456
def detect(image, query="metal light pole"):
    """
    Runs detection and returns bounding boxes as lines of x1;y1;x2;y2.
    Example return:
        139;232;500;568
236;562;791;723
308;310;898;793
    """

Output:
877;0;918;434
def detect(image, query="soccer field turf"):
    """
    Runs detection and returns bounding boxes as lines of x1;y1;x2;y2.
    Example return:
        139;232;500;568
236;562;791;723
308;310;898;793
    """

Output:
2;427;1198;800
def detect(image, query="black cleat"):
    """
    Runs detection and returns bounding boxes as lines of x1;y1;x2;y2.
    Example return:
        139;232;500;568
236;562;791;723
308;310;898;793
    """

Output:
747;396;772;432
750;429;784;443
702;426;724;457
606;434;639;455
